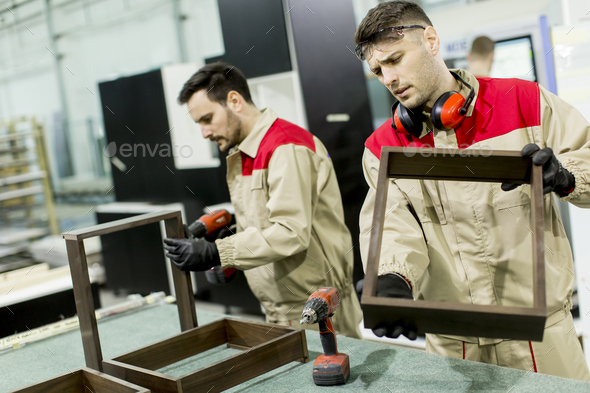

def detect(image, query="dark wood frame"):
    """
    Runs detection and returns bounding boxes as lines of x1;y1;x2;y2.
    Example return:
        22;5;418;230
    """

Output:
12;367;151;393
361;147;547;341
64;210;196;371
102;318;309;393
64;210;309;392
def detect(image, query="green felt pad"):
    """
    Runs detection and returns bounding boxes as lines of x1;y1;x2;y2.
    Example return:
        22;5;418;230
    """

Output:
1;304;589;393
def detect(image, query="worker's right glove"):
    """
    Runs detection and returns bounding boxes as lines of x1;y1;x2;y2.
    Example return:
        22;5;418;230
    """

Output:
501;144;575;196
356;274;418;340
163;237;221;272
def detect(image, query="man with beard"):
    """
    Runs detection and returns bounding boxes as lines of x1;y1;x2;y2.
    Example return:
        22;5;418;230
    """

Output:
355;0;590;381
163;62;362;337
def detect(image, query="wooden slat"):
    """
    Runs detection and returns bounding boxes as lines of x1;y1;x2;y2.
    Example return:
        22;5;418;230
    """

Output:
0;263;49;282
361;297;546;341
83;368;151;392
384;147;531;183
113;320;227;370
0;265;69;294
10;370;82;393
0;171;45;186
66;239;103;371
226;319;295;347
164;215;198;331
180;330;308;393
363;152;391;299
10;367;150;393
0;185;44;201
102;360;181;393
531;164;546;309
63;210;181;240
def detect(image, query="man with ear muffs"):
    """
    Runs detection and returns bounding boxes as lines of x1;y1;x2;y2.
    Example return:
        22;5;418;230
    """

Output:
355;1;590;381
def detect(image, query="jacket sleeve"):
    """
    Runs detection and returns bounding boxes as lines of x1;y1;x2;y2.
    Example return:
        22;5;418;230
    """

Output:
539;85;590;207
359;148;430;293
216;144;316;270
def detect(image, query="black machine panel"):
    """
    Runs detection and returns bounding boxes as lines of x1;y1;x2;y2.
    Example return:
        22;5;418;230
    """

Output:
205;0;292;78
287;0;374;281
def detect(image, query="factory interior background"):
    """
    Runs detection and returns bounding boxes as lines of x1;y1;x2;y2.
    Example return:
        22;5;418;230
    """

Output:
2;0;590;390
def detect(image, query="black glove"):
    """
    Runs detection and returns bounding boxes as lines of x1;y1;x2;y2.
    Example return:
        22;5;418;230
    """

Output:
501;144;575;196
163;237;221;271
356;274;417;340
206;226;235;242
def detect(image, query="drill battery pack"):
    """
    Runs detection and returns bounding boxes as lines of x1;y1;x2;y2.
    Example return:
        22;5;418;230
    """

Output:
312;353;350;386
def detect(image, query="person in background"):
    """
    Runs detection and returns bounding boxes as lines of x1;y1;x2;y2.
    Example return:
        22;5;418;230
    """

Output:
467;35;495;77
163;62;363;338
354;0;590;381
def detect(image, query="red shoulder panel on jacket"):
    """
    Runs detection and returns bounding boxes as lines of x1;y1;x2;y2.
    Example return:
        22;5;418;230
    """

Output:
455;78;540;146
365;119;435;160
242;118;316;176
365;78;541;159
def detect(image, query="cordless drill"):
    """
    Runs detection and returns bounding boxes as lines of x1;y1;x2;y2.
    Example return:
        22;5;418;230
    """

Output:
185;209;236;284
300;287;350;386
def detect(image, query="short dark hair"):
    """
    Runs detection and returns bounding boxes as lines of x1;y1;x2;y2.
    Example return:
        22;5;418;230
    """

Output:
177;62;253;105
469;36;495;59
355;1;433;44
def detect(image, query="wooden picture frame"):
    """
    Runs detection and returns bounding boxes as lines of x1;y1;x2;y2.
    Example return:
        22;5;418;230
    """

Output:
63;210;309;392
102;318;309;393
361;147;547;341
12;367;151;393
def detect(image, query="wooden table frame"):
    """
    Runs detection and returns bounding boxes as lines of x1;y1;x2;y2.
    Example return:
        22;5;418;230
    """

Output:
63;210;309;392
102;318;309;393
361;147;547;341
63;210;197;371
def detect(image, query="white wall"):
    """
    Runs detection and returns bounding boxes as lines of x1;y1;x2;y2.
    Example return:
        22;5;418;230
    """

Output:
426;0;562;38
561;0;590;25
0;0;224;188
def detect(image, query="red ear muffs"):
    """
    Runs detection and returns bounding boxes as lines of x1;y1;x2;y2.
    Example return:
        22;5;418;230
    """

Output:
391;71;474;136
391;101;425;138
431;91;467;131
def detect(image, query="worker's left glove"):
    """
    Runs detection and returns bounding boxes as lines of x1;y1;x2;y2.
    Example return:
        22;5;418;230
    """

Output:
356;274;418;340
163;237;221;272
501;144;575;196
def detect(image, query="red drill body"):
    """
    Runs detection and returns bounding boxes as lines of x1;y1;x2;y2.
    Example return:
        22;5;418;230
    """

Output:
300;287;350;386
186;210;236;284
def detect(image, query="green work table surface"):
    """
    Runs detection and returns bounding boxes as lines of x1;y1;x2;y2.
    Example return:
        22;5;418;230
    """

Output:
1;304;589;392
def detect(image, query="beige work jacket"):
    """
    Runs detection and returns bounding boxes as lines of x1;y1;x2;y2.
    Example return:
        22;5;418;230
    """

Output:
216;108;356;323
360;70;590;345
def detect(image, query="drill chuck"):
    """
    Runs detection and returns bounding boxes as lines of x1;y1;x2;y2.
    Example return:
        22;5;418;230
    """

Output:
300;297;330;325
300;309;318;325
188;220;207;238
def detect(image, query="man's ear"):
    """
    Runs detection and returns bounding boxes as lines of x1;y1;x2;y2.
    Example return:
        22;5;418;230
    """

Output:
424;26;439;56
226;91;243;112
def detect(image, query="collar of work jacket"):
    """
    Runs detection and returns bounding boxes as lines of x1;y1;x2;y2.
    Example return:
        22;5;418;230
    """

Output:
415;69;480;139
232;108;279;158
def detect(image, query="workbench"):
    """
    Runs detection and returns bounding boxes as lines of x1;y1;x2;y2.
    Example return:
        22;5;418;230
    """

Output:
1;304;589;392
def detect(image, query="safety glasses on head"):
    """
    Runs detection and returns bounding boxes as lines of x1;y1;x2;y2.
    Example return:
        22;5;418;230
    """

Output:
355;25;426;62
